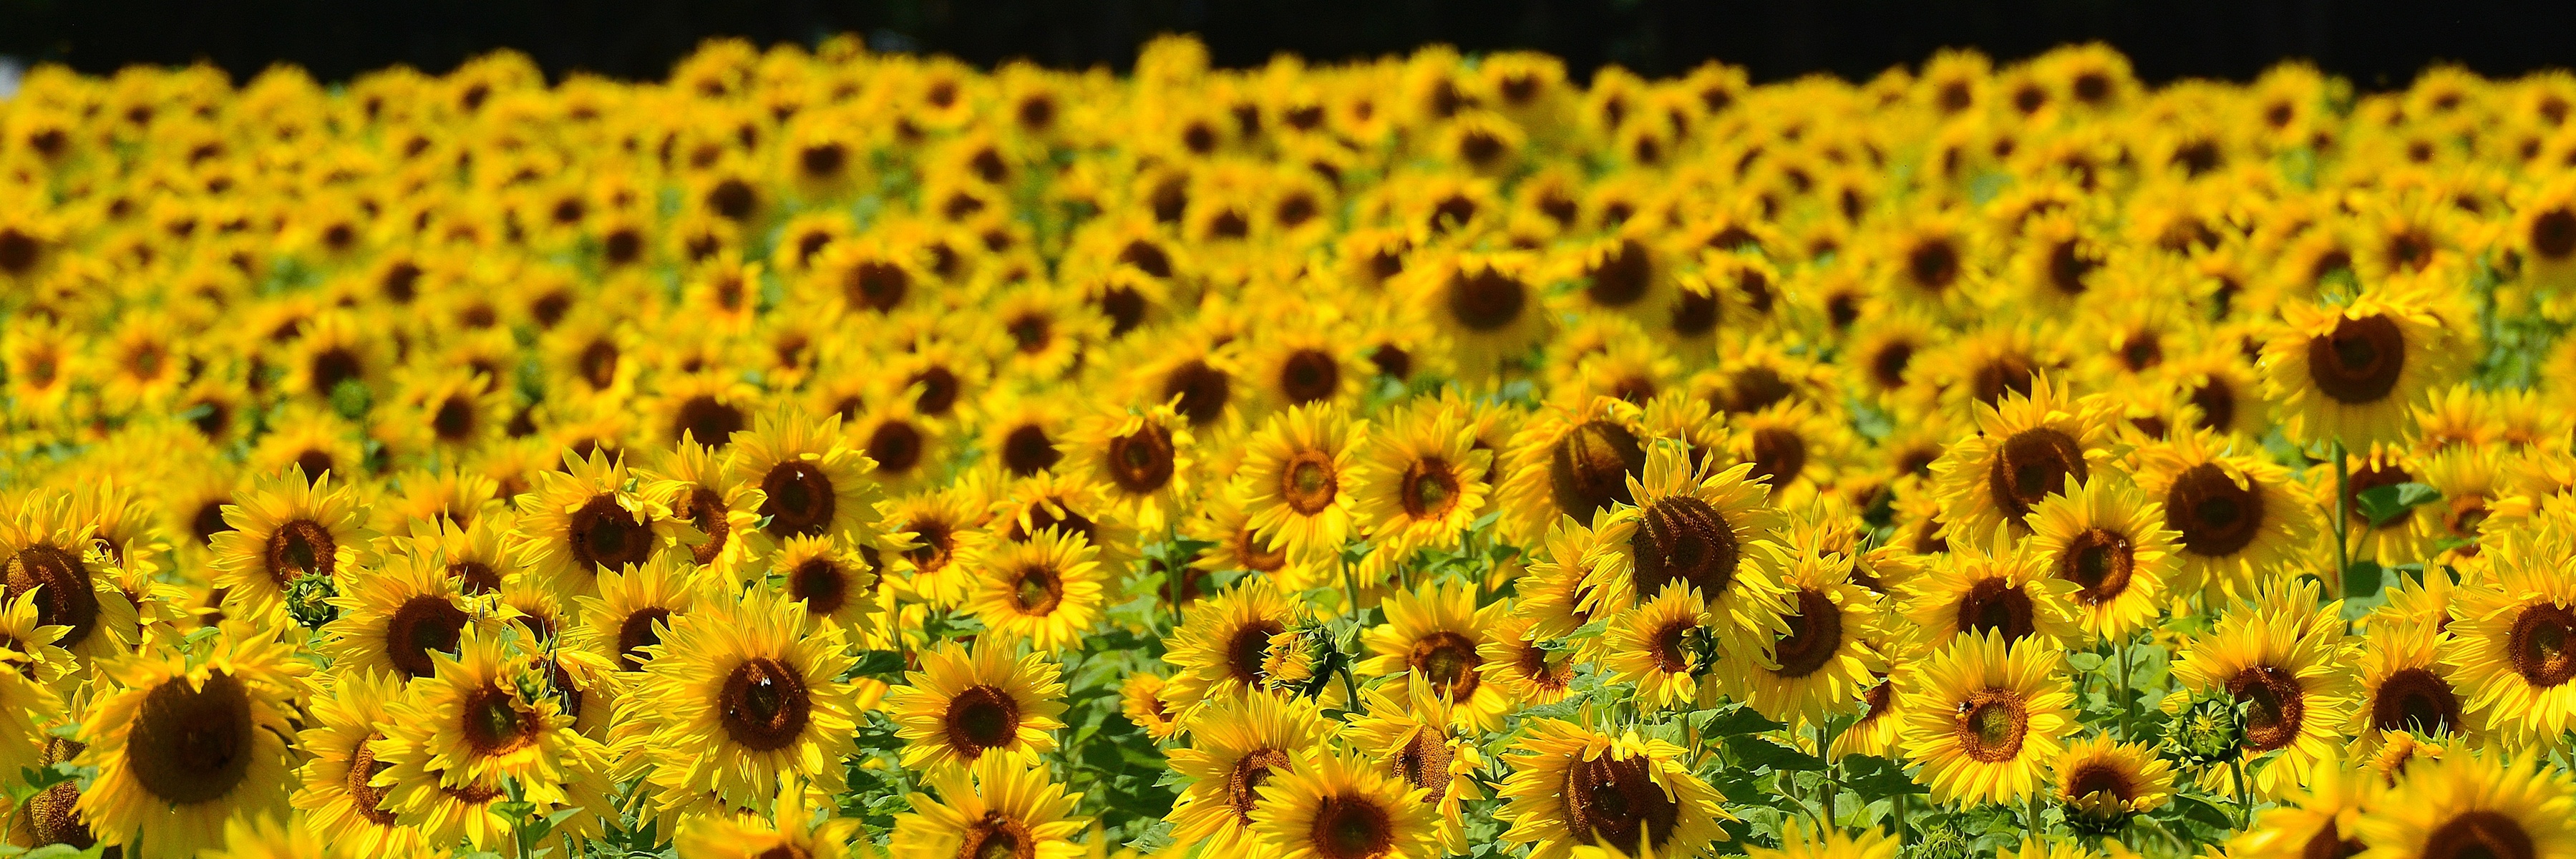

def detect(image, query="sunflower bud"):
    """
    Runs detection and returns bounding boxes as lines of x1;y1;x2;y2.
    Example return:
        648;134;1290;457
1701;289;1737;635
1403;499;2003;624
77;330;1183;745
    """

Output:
1912;816;1975;859
284;569;340;629
1260;622;1343;700
2164;691;2245;767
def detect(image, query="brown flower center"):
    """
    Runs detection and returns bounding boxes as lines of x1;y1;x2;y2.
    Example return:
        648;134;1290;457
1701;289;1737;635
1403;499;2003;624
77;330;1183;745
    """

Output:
959;810;1039;859
616;607;671;671
345;736;398;825
128;671;257;804
790;557;851;616
2424;811;2537;859
2507;603;2576;689
2303;820;2367;859
943;684;1022;755
2306;314;2407;404
1586;240;1652;307
1986;428;2088;520
1631;495;1741;601
462;685;537;755
1008;564;1065;616
2227;665;2307;752
759;461;838;538
720;657;812;752
4;543;99;649
569;494;654;573
1106;422;1177;494
1562;754;1681;852
1958;577;2038;642
1749;427;1808;491
1399;457;1462;520
2532;209;2576;261
1907;236;1960;291
2064;761;2136;803
2371;666;2464;736
1408;631;1483;700
866;420;925;476
1309;795;1398;859
1445;268;1528;332
1392;730;1455;797
1953;686;2030;762
1162;359;1233;427
1280;450;1340;515
1771;587;1843;678
1228;621;1284;684
2164;462;2264;557
1001;424;1061;477
263;519;339;584
674;397;745;447
1225;747;1294;822
684;487;732;566
1547;420;1645;520
1971;354;2039;407
2057;528;2136;606
384;596;470;679
1280;349;1341;404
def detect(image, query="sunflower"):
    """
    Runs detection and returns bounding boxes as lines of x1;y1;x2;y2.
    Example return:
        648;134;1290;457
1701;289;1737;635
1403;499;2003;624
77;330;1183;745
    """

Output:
1240;314;1369;414
1252;746;1442;859
1238;404;1366;565
1120;671;1185;740
1402;249;1550;378
767;533;883;634
2262;285;2467;448
509;447;689;598
573;552;707;677
3;490;142;659
674;773;865;859
1059;402;1197;535
2169;583;2359;797
1926;377;2117;538
1494;395;1649;544
2129;428;2322;603
291;669;428;858
1349;402;1494;566
373;627;613;850
74;623;306;859
1739;545;1888;729
2351;621;2482;756
1600;581;1717;711
1496;718;1734;859
637;435;765;583
2442;519;2576;745
1165;578;1303;714
1361;580;1514;729
1167;691;1336;858
1746;820;1900;859
1341;681;1483;852
1476;610;1577;708
883;638;1068;772
2353;749;2576;859
961;526;1107;654
2051;734;2175;833
208;464;374;620
634;587;857;808
2023;476;2178;641
883;484;990;610
1582;442;1789;651
889;755;1087;859
2230;761;2381;859
722;405;888;555
321;546;503;681
1893;631;2076;807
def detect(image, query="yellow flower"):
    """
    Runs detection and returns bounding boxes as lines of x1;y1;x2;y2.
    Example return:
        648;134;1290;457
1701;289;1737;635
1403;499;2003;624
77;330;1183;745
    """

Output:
1496;719;1734;859
1893;631;2076;807
882;638;1068;772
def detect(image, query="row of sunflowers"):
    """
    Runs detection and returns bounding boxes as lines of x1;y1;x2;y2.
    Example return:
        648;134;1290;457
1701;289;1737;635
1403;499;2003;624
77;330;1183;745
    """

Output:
4;29;2576;859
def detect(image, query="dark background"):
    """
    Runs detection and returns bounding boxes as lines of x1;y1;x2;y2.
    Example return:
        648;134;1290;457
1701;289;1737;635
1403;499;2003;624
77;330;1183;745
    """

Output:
1;0;2570;89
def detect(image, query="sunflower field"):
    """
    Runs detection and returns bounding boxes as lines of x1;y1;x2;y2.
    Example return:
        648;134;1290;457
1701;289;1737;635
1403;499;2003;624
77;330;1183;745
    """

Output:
8;30;2576;859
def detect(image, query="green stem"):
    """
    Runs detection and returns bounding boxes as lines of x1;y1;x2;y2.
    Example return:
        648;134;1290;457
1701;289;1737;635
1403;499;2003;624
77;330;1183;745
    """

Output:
1165;521;1184;631
2331;439;2352;594
1336;552;1366;709
1892;789;1907;845
2026;791;2043;839
1815;724;1838;832
2232;757;2252;830
2116;635;2134;741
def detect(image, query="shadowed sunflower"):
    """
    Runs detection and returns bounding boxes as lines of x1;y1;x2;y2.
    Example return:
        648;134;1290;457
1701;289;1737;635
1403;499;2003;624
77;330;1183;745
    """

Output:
1582;442;1788;652
1163;578;1302;715
1167;691;1335;858
1477;610;1577;708
210;464;373;621
2352;749;2576;859
1895;631;2076;807
374;628;614;851
722;405;888;555
1120;671;1185;741
1252;745;1442;859
1403;249;1550;379
1496;718;1734;859
883;638;1067;772
634;587;857;808
1361;579;1513;730
2050;734;2174;834
1902;525;2079;646
290;669;426;858
637;435;764;583
2023;476;2178;641
674;773;865;859
507;448;685;599
2261;285;2466;448
767;533;883;634
1494;395;1648;545
2130;428;2320;604
1926;376;2116;539
74;623;307;859
1060;402;1196;535
1342;680;1482;853
1600;581;1719;711
321;546;505;681
890;755;1087;859
2352;621;2481;755
4;490;144;659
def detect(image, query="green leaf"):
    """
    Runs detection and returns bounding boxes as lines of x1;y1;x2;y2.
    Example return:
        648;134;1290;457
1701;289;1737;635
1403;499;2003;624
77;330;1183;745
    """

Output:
846;649;906;679
2171;793;2237;831
1841;754;1927;799
2355;482;2441;526
2343;559;2389;603
1723;734;1824;772
1696;704;1787;737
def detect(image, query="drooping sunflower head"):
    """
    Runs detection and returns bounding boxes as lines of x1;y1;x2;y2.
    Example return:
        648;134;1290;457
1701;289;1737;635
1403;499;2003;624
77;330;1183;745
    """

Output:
2050;734;2175;835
